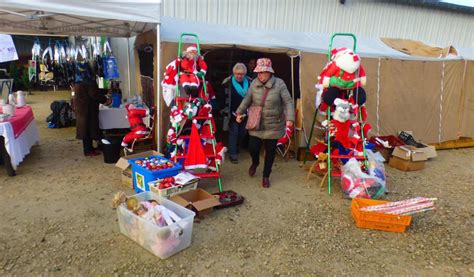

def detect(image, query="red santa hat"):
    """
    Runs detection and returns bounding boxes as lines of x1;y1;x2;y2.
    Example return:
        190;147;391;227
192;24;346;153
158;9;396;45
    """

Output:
186;44;198;53
197;103;212;118
183;121;208;170
330;47;349;60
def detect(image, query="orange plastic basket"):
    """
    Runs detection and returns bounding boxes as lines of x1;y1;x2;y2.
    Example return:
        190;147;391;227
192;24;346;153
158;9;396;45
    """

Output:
351;198;412;233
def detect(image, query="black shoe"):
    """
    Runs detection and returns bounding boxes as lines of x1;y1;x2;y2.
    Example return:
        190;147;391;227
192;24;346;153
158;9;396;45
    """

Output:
398;131;425;148
230;157;238;164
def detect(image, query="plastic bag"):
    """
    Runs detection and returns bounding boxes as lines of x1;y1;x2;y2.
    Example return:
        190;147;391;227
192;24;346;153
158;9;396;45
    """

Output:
103;55;120;80
366;149;387;192
340;158;385;199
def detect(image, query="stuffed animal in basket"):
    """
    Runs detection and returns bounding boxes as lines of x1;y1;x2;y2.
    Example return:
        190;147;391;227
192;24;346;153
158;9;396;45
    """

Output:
121;104;149;150
161;44;208;99
317;48;367;115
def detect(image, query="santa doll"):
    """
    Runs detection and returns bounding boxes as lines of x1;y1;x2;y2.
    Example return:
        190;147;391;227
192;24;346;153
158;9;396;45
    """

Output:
161;44;208;99
317;48;367;116
121;104;149;150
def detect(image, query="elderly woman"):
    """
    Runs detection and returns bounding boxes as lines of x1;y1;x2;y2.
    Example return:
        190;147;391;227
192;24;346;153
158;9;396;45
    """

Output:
236;58;295;188
223;63;251;163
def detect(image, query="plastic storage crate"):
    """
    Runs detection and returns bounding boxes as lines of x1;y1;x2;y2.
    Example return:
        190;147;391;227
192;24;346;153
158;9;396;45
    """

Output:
128;155;181;193
117;191;195;259
351;198;412;233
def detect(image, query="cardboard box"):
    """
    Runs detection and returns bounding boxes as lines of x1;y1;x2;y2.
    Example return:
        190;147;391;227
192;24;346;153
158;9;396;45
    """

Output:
115;150;162;189
392;145;427;162
388;156;425;171
418;144;437;159
170;189;221;216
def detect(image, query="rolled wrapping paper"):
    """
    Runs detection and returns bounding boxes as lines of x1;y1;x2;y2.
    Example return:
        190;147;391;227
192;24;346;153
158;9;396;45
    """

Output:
382;201;434;215
360;197;432;211
400;207;436;216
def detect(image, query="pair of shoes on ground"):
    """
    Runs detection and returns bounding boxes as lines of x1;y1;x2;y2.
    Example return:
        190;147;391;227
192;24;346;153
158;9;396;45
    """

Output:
248;163;270;188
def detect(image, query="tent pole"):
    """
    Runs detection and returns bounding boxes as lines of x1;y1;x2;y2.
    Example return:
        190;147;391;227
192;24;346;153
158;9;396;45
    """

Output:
156;23;162;151
127;37;131;99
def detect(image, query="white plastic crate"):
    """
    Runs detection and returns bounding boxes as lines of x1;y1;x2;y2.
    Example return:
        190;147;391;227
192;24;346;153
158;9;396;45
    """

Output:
117;191;195;259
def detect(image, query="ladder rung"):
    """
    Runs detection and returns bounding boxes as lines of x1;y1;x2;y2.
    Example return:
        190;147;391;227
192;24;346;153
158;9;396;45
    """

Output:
179;134;215;140
177;154;217;159
330;154;366;160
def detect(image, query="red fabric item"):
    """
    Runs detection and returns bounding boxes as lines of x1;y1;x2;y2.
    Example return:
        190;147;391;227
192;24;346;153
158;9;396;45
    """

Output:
330;119;352;149
121;104;149;147
184;122;208;170
199;81;216;100
277;125;294;146
0;106;34;139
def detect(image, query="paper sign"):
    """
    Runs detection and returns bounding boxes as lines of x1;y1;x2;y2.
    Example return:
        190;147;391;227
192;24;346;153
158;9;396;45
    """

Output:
0;35;18;63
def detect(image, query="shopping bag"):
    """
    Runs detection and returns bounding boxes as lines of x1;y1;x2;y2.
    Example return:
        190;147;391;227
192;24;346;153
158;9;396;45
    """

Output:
103;55;120;80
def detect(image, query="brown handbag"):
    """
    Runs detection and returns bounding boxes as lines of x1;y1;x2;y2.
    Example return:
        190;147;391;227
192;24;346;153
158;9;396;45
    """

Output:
246;87;271;131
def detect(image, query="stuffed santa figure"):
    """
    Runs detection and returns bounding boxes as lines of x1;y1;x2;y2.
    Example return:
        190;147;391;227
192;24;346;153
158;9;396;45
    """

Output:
161;44;208;99
170;106;184;125
321;98;365;159
121;104;149;150
204;141;227;171
317;47;367;113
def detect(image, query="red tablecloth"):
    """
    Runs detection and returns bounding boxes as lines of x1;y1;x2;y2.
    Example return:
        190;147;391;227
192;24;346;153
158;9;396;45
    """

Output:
0;106;34;138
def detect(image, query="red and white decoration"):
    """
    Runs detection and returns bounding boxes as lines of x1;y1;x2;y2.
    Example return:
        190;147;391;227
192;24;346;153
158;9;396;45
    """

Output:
121;104;149;148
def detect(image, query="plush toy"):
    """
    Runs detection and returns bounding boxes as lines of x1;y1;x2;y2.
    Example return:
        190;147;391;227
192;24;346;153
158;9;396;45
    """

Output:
121;104;149;149
321;98;365;158
317;47;367;112
166;127;177;145
197;102;212;118
170;106;184;125
161;44;208;98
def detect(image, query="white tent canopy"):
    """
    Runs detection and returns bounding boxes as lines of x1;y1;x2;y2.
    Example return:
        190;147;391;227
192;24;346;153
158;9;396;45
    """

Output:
160;16;472;61
0;0;160;37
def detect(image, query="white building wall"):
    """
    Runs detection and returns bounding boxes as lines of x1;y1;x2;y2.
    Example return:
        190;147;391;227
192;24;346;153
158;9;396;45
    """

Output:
162;0;474;48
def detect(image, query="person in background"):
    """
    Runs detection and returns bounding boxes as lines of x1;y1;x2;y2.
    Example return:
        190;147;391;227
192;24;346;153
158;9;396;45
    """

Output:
236;58;294;188
223;63;251;163
73;60;111;156
246;58;257;79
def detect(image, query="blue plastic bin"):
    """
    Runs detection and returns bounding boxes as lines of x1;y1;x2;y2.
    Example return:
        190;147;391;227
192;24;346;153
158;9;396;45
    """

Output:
128;155;182;193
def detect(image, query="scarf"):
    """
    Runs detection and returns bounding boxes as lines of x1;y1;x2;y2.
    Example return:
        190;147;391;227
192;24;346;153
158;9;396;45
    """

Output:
231;76;249;98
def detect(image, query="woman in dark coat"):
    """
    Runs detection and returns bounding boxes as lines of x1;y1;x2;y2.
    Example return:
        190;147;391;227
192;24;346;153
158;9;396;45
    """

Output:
74;61;110;156
236;58;295;188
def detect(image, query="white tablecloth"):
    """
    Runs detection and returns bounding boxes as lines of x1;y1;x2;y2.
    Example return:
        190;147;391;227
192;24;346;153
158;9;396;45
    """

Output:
98;106;130;130
0;120;39;169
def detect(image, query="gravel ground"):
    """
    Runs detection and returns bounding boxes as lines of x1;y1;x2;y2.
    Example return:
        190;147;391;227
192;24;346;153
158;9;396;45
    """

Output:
0;90;473;276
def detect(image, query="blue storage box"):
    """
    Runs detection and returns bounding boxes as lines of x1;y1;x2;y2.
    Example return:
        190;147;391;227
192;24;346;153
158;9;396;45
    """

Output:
128;155;182;193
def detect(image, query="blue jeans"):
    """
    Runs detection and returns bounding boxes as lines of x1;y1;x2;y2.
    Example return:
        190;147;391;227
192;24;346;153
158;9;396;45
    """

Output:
228;121;247;159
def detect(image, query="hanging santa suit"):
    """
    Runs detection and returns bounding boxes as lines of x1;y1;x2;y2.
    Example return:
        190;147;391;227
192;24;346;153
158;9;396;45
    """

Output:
121;104;149;148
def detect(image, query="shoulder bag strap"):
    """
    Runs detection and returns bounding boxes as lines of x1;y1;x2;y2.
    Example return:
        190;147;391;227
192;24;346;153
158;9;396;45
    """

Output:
260;87;271;107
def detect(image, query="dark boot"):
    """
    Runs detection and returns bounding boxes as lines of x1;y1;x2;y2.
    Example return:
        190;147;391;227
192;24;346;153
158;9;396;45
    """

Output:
248;163;258;177
262;177;270;188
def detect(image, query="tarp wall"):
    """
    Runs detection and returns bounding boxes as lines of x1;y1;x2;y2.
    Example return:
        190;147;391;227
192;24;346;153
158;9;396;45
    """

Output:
300;52;473;144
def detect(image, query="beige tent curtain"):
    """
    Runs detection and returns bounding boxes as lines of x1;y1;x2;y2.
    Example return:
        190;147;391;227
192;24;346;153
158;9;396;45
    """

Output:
300;52;470;145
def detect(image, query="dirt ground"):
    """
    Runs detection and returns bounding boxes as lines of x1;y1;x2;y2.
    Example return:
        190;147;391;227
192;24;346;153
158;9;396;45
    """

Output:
0;90;473;276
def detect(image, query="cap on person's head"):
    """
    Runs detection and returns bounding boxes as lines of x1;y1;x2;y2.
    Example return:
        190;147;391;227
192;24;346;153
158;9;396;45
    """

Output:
186;44;198;52
253;58;274;73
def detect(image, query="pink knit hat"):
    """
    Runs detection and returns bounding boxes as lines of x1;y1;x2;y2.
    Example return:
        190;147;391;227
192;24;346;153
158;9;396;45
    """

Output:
253;58;274;73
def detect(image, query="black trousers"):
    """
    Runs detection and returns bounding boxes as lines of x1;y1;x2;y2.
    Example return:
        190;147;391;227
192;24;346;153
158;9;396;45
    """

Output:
248;135;278;178
82;137;94;154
